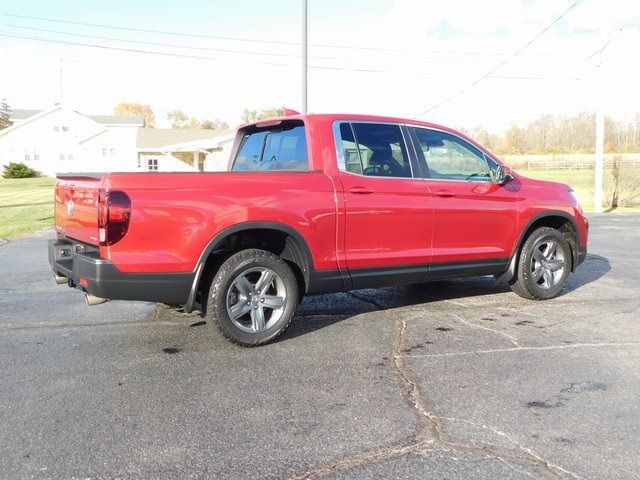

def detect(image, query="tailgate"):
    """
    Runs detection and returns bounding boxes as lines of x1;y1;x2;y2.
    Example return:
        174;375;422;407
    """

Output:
54;174;103;245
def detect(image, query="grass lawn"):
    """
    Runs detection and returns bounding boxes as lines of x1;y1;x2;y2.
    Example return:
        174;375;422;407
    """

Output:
0;177;56;238
517;168;640;213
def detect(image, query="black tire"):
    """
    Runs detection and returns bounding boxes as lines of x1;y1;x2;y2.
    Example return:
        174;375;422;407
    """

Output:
206;249;298;347
510;227;572;300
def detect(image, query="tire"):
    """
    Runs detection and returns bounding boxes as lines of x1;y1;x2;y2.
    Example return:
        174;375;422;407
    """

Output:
510;227;572;300
206;249;299;347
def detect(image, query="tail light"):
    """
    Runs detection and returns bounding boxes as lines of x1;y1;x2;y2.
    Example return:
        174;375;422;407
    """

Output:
97;190;131;246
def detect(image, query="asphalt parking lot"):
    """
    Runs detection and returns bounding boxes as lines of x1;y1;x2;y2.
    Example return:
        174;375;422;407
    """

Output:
1;214;639;479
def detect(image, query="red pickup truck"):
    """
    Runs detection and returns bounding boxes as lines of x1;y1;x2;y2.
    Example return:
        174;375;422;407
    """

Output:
49;113;588;346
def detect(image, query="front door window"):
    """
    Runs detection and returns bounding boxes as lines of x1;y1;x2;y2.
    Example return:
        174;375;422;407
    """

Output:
410;127;493;182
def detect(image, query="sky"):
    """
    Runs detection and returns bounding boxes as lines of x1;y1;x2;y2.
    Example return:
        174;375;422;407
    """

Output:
0;0;638;132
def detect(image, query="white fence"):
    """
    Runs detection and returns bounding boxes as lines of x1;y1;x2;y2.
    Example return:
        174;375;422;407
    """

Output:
502;153;640;170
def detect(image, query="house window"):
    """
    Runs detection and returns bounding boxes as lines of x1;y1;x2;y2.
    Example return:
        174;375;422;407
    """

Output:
24;150;30;162
110;148;115;156
53;126;59;132
68;154;74;161
62;126;69;132
33;149;39;161
59;154;65;161
102;148;108;156
147;158;158;171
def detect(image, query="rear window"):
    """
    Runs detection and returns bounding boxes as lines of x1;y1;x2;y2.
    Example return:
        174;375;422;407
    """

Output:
232;121;308;171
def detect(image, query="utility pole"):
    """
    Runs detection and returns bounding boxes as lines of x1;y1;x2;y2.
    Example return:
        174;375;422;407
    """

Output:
594;96;604;213
592;29;621;214
593;50;605;214
301;0;308;114
58;59;64;106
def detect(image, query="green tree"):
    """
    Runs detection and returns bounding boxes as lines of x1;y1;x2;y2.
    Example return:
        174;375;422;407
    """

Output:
114;102;155;127
0;98;12;130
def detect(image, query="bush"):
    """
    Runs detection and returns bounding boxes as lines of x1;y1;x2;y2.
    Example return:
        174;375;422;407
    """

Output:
2;162;36;179
604;157;640;208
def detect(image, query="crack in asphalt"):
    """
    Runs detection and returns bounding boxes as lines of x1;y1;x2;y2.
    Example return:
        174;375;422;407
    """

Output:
449;312;520;347
404;342;640;359
0;318;184;333
496;306;538;317
347;291;387;310
291;310;583;480
0;306;182;332
432;415;584;480
442;296;639;309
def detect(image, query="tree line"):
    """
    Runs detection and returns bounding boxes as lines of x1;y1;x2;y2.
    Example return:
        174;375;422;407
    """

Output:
461;111;640;155
5;96;638;154
1;99;286;131
114;103;284;129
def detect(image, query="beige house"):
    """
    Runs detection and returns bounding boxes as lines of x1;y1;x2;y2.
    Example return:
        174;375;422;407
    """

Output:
136;128;232;172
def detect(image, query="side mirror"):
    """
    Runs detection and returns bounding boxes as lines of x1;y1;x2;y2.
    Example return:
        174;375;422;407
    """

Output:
492;164;512;185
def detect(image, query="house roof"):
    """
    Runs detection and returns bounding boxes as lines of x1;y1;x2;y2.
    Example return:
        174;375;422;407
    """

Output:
9;109;144;126
160;133;236;152
87;115;145;126
136;128;232;149
1;106;61;136
10;109;43;120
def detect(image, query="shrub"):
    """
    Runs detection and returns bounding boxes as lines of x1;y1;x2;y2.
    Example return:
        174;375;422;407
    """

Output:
604;157;640;208
2;162;36;179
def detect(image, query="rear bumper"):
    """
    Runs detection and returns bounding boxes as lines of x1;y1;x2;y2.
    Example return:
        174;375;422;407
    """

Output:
48;238;194;304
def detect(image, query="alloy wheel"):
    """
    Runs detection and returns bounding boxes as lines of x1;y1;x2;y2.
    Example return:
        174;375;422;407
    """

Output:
225;267;287;333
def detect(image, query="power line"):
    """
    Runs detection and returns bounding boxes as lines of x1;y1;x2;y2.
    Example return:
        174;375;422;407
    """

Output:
0;32;291;66
5;12;295;46
4;12;564;57
587;28;622;60
412;0;582;119
0;31;582;81
3;24;503;65
6;24;301;58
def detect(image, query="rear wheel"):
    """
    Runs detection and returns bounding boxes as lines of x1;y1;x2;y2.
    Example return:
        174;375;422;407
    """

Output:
206;249;298;347
511;227;571;300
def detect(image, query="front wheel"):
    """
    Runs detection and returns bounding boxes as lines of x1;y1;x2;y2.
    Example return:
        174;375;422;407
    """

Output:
206;249;299;347
510;227;571;300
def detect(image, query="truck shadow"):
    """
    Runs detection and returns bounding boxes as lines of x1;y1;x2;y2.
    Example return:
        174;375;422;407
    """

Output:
281;253;610;341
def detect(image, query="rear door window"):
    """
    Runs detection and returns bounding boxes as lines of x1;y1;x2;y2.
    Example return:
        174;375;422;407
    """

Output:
232;121;308;171
335;122;413;178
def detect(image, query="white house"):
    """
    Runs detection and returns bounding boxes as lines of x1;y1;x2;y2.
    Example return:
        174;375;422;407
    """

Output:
0;106;232;176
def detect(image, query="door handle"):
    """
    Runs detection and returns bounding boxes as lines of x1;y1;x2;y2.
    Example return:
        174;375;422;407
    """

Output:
433;189;456;197
347;186;375;194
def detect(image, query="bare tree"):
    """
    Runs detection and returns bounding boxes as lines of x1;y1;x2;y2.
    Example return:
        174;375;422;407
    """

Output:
241;107;284;123
167;109;190;129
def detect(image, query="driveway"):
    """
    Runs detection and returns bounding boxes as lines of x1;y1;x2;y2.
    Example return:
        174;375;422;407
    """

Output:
0;215;638;479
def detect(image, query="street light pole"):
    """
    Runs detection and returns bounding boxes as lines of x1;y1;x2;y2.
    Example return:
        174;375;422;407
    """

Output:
302;0;308;114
